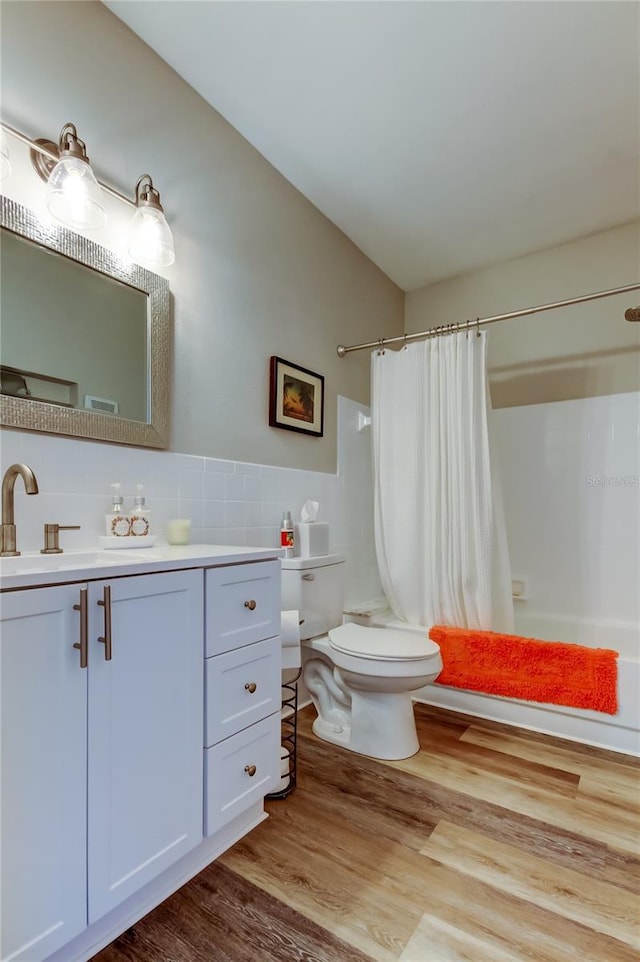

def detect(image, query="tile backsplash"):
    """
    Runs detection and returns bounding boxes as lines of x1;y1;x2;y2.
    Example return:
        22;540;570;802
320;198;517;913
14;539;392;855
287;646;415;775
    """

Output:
0;395;383;606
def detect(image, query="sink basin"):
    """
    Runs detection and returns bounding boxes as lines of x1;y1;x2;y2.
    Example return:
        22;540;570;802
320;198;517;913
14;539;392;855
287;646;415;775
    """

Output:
0;550;133;576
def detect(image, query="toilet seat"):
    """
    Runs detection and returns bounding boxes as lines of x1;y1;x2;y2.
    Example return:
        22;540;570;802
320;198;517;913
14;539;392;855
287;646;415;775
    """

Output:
328;623;440;662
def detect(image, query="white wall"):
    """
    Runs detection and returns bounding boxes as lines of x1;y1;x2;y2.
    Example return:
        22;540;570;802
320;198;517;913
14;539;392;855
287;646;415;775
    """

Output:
406;222;640;408
492;392;640;636
0;0;403;472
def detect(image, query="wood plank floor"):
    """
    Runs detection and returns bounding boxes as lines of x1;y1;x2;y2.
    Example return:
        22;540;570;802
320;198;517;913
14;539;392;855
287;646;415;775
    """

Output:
93;703;639;962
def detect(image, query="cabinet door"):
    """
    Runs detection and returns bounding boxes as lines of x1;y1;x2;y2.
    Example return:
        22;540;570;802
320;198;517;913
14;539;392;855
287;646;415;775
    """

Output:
0;585;87;962
87;569;203;923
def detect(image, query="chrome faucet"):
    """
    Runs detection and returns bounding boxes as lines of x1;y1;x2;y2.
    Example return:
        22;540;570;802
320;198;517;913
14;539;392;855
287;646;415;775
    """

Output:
1;463;39;557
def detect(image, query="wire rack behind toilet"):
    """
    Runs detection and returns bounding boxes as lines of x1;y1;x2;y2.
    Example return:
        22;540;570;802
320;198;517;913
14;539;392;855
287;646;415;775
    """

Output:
266;668;301;799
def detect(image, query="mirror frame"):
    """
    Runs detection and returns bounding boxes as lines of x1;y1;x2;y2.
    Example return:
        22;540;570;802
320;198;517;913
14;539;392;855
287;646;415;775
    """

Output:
0;196;170;448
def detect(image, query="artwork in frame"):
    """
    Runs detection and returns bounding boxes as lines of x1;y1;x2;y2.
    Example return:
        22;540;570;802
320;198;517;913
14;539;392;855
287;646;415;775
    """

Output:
269;356;325;437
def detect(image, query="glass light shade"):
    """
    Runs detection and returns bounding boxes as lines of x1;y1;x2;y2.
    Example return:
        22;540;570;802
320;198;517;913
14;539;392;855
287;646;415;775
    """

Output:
127;206;176;268
0;131;11;179
46;155;106;230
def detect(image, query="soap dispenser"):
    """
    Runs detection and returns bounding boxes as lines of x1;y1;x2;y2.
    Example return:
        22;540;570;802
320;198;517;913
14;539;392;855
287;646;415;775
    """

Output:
130;483;152;536
105;483;130;537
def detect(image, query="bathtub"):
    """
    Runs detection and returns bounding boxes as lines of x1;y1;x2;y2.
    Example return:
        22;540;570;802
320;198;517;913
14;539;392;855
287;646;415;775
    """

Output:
344;606;640;756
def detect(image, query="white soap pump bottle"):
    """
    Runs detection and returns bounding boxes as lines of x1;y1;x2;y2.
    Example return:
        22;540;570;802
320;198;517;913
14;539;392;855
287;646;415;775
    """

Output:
130;483;152;537
105;483;130;537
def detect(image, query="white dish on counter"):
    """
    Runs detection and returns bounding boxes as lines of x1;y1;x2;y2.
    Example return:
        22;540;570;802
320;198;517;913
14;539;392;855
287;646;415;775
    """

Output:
99;535;157;549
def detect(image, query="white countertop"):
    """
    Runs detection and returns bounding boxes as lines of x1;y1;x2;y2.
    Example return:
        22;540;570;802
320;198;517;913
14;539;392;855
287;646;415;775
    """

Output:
0;544;281;592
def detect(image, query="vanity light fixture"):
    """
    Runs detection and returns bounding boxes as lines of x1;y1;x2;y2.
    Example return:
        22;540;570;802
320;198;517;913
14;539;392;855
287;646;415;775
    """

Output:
1;120;176;268
127;175;176;267
37;123;106;230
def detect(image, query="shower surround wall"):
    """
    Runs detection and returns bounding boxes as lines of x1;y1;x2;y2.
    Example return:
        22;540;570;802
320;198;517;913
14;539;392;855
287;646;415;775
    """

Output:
494;391;639;633
0;396;381;607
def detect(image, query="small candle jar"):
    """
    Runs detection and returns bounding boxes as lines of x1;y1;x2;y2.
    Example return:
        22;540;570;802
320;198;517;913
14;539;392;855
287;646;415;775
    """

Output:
166;519;191;545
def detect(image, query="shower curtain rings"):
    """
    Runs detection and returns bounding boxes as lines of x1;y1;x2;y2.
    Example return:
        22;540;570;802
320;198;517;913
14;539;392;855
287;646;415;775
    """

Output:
378;337;385;355
476;317;481;337
465;318;471;339
403;333;408;351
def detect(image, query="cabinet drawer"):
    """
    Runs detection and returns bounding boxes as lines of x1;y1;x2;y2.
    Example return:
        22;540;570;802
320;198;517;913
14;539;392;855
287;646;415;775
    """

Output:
205;637;281;747
205;560;280;656
204;715;279;836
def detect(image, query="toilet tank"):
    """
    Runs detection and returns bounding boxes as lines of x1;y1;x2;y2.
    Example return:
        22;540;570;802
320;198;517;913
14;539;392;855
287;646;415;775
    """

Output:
281;554;345;640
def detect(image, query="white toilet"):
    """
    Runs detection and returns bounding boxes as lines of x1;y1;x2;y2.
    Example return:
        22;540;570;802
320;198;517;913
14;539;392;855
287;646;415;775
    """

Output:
281;554;442;760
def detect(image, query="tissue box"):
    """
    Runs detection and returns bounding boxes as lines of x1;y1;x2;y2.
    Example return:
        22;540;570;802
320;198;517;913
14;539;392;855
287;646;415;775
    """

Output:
296;522;329;557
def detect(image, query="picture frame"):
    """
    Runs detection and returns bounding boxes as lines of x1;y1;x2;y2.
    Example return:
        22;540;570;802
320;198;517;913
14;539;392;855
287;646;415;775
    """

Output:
269;356;325;437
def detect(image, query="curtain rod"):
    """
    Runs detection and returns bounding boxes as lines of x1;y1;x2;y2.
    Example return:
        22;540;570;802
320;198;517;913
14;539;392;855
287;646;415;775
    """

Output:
336;282;640;357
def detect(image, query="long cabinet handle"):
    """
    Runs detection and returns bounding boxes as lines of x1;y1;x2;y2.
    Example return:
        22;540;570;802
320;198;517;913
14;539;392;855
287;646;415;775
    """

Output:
97;585;113;661
72;588;88;669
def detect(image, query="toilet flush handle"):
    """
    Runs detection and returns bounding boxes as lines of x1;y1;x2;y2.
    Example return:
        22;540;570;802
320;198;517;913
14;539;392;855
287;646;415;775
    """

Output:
302;573;315;581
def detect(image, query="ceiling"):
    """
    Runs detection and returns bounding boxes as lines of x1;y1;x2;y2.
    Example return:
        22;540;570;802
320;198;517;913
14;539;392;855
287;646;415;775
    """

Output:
104;1;639;292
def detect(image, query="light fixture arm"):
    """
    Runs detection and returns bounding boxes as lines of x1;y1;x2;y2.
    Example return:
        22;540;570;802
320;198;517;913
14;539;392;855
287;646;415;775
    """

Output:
134;174;165;213
58;122;89;162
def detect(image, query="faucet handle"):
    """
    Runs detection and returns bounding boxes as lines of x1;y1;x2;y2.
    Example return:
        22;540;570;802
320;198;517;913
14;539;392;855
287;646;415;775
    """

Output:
41;523;81;555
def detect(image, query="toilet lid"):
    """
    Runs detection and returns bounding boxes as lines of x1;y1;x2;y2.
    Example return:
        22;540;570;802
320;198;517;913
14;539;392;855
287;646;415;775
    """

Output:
328;623;440;661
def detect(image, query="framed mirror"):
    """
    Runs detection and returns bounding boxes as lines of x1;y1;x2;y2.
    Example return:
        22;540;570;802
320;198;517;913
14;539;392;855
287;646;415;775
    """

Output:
0;196;170;448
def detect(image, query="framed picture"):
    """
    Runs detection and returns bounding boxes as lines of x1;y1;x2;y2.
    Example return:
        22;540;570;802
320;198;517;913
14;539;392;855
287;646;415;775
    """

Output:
269;356;324;437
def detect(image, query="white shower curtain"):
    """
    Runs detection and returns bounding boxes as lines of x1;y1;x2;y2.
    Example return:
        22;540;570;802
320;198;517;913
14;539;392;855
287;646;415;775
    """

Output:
372;331;513;632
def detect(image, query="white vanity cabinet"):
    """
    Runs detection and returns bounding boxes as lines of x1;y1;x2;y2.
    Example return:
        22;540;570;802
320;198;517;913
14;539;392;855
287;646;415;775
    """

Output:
0;547;280;962
204;560;281;835
0;569;203;962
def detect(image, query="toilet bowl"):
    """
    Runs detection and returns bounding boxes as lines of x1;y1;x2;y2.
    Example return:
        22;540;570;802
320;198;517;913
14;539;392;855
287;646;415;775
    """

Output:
302;623;441;760
281;554;442;761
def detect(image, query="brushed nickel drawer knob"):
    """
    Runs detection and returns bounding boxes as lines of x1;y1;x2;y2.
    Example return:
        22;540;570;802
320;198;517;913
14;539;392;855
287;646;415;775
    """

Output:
244;599;257;610
244;764;257;777
245;682;257;693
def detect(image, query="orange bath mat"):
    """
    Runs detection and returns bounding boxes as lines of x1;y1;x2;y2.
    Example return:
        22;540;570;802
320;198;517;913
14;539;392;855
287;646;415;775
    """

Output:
428;625;619;715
